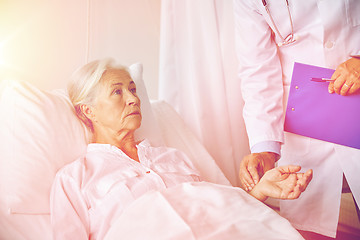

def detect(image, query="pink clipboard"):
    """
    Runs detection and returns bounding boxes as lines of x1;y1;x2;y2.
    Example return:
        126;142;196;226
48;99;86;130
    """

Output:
284;62;360;149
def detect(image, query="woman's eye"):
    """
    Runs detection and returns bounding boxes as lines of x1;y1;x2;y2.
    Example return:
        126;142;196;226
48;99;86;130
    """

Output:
114;89;122;95
130;88;137;94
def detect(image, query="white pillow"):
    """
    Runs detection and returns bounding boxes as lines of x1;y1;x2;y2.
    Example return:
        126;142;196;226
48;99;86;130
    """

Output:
130;63;163;147
0;63;161;214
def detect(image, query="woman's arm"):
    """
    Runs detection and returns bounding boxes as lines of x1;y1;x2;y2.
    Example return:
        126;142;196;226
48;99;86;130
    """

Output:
50;172;90;240
249;165;313;202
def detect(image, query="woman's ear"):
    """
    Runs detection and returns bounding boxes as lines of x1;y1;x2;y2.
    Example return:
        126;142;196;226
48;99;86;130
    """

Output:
80;104;96;122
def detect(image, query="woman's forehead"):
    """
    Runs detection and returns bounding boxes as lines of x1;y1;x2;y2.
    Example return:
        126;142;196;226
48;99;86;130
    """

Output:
101;68;133;85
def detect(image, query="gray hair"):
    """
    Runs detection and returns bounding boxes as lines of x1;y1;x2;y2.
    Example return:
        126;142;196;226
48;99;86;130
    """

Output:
68;58;129;131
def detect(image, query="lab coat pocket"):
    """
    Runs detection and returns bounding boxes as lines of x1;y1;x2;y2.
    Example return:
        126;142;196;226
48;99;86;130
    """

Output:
346;0;360;26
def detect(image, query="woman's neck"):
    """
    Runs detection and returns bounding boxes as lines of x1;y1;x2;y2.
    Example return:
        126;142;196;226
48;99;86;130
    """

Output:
92;129;140;162
118;137;140;162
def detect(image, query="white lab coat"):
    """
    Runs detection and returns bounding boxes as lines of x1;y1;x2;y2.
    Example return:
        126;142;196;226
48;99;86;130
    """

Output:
234;0;360;237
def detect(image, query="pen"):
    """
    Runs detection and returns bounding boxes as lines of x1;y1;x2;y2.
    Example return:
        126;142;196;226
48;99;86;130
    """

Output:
310;77;334;82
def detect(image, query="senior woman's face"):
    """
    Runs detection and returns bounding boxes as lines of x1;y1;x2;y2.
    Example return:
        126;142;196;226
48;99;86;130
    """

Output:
91;68;141;134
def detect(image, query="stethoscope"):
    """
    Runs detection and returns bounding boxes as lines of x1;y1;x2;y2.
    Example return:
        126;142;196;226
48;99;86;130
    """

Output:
262;0;297;47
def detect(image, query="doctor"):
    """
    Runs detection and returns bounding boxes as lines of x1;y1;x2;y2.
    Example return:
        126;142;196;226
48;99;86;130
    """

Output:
233;0;360;238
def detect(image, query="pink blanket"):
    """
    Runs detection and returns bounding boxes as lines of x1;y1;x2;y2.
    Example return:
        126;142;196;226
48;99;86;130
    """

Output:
104;182;304;240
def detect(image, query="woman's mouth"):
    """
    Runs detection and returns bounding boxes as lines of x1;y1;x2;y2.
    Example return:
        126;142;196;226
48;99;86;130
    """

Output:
127;111;141;117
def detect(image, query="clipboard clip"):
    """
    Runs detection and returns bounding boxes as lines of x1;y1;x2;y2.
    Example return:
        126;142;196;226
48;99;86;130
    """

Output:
310;77;334;82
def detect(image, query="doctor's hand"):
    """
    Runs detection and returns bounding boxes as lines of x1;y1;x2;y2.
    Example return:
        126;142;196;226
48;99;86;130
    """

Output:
328;57;360;96
239;152;277;192
249;165;313;202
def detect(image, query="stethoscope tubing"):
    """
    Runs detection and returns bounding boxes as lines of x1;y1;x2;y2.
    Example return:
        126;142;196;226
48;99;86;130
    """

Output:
262;0;296;47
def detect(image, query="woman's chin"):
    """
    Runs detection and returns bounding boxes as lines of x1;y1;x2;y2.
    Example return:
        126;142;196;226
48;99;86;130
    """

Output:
128;120;142;131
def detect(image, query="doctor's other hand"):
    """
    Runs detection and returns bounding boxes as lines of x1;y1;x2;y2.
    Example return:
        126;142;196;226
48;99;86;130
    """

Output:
328;57;360;96
239;152;277;192
249;165;313;202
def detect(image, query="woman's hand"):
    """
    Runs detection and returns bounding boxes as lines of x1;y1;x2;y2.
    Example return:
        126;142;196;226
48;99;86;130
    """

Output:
239;152;277;191
249;165;313;202
328;57;360;96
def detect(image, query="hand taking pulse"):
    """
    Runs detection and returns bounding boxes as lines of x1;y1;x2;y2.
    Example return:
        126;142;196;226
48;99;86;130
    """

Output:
249;165;313;202
328;57;360;96
239;152;277;191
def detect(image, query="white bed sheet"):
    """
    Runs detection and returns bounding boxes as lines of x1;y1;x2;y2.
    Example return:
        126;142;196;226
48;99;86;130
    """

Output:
104;182;304;240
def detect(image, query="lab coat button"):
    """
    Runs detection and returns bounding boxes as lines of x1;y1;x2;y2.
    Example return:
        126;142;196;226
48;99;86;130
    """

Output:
325;41;334;49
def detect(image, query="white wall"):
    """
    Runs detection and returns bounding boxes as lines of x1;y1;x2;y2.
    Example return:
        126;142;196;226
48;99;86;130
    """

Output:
0;0;161;100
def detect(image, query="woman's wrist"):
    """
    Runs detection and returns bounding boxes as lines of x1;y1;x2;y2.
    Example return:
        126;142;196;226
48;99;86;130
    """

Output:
249;184;268;202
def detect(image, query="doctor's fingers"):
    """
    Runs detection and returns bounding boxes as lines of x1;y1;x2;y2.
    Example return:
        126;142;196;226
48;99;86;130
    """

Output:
239;155;260;190
328;82;335;94
329;69;341;94
340;82;353;96
332;58;360;95
239;167;256;191
348;81;360;95
332;74;347;95
344;62;360;94
247;164;260;185
347;70;360;94
332;75;354;96
338;78;359;96
331;61;349;95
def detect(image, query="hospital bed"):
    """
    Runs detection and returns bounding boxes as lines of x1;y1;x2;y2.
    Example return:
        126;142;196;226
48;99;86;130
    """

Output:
0;63;358;239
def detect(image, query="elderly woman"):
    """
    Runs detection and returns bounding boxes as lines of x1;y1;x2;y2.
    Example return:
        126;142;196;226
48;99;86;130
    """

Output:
50;58;313;239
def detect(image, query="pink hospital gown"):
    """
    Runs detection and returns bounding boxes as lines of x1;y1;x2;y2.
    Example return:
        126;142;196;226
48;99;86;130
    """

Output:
50;140;201;239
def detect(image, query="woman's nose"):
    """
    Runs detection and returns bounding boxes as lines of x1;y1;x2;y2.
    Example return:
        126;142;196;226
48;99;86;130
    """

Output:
126;92;140;106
